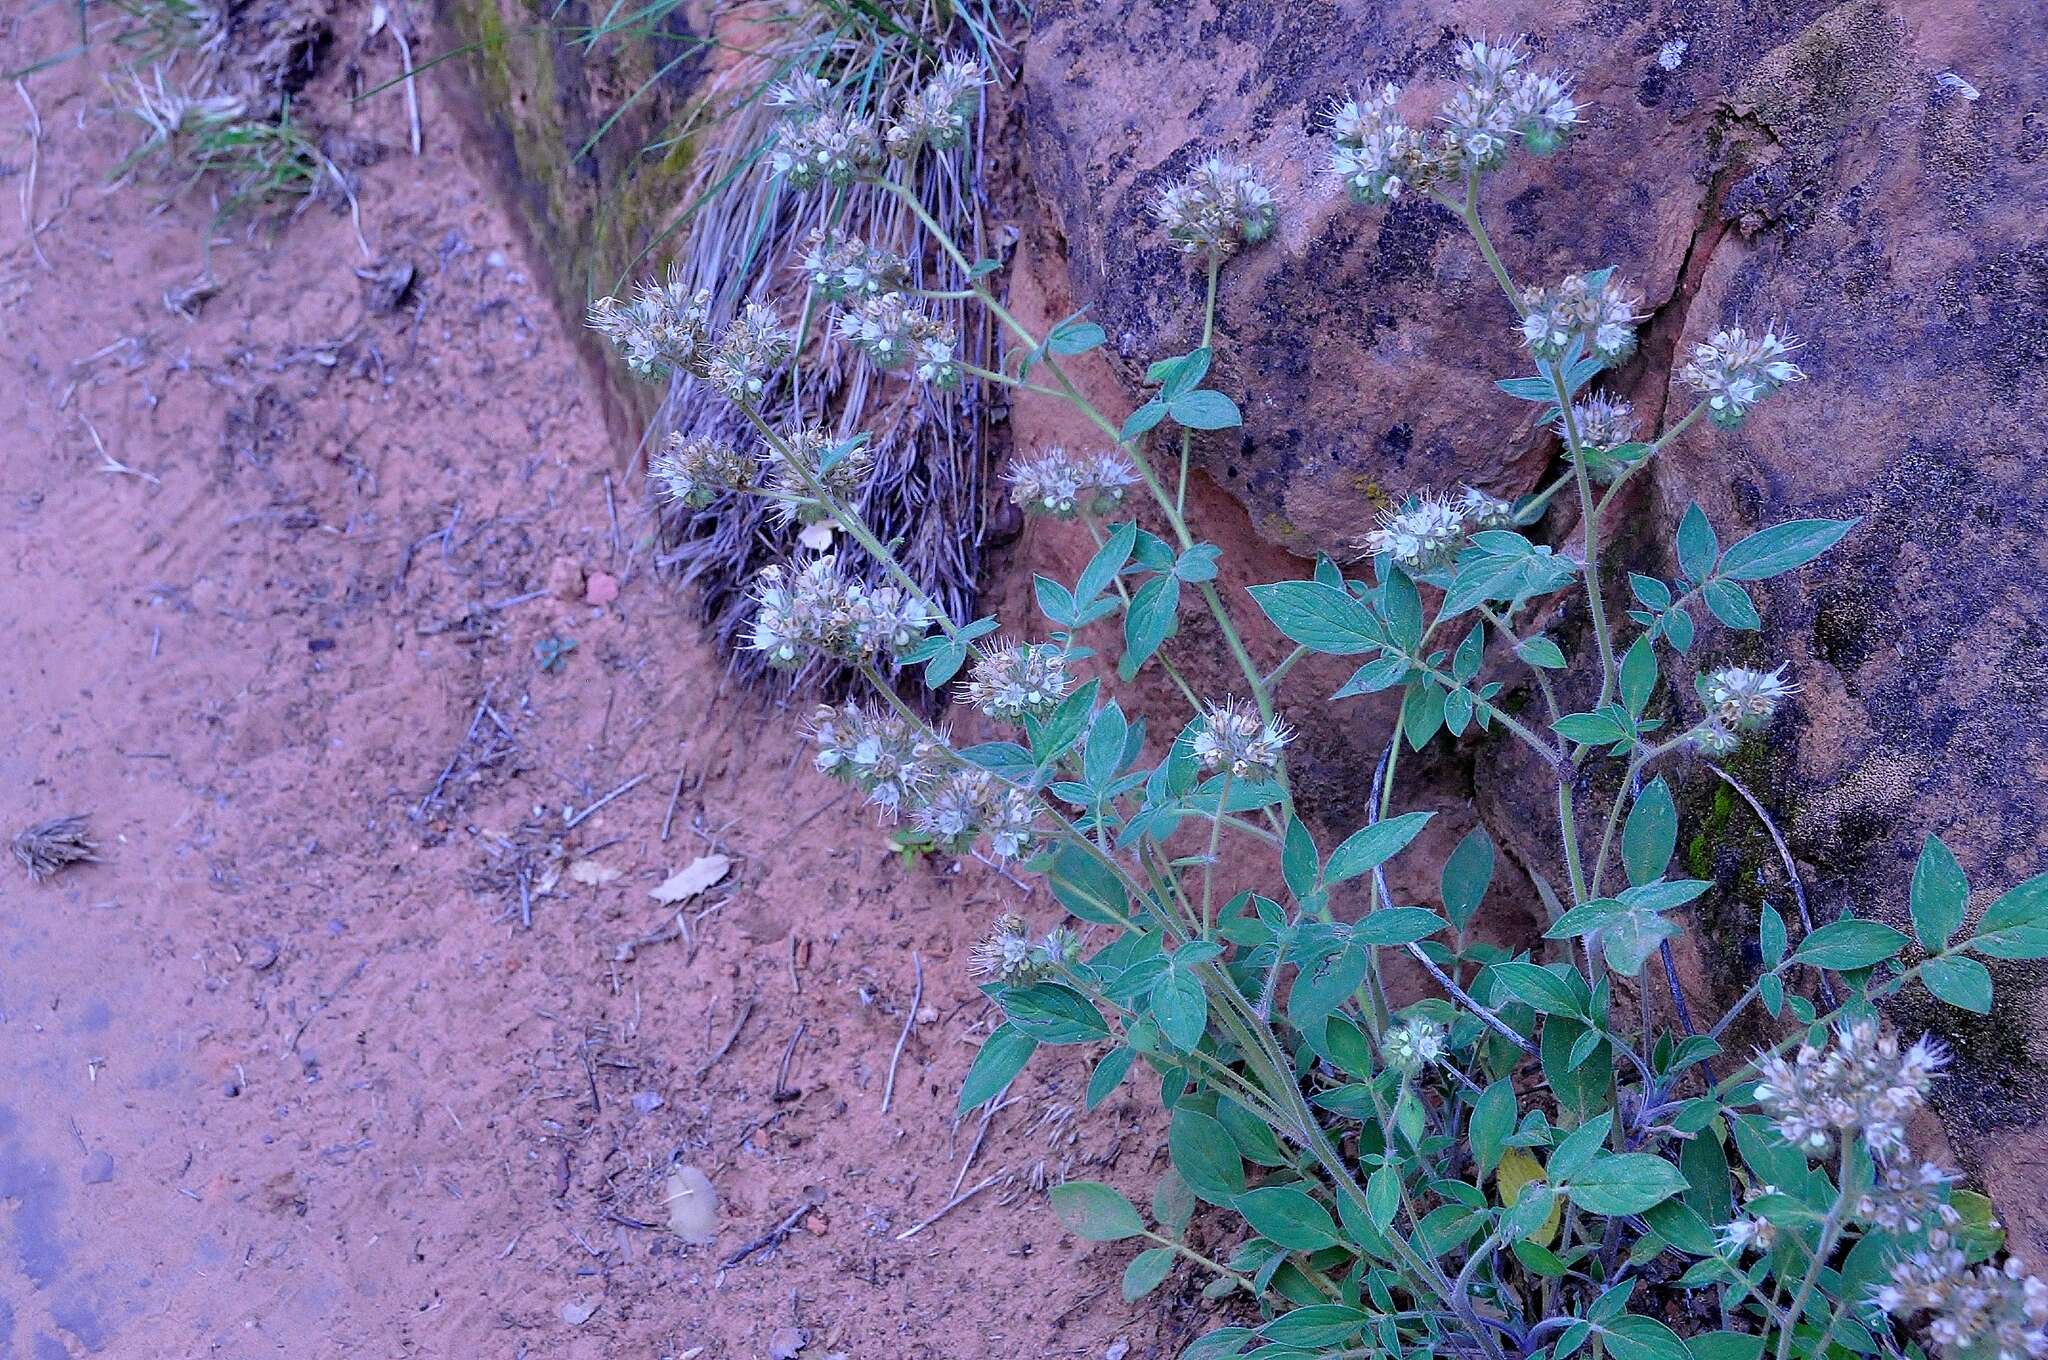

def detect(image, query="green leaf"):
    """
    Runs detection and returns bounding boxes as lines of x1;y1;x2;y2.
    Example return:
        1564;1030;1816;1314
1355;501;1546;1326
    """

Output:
1259;1305;1369;1348
1076;521;1136;605
1923;954;1994;1014
1050;845;1130;925
958;1025;1037;1113
1086;1046;1136;1109
1491;961;1586;1017
1289;939;1367;1029
1760;903;1788;968
1689;1334;1764;1360
1122;1246;1176;1301
1049;1181;1144;1240
1676;504;1718;583
1169;389;1242;430
1152;963;1209;1051
1518;636;1567;669
1470;1079;1516;1177
1001;983;1109;1043
1332;655;1409;697
1120;399;1168;441
1354;907;1448;946
1325;810;1435;886
1246;580;1381;656
1048;319;1107;356
1151;346;1212;399
1442;826;1495;932
1124;574;1182;673
1701;579;1760;630
1911;834;1970;951
1970;874;2048;958
1173;544;1222;583
1623;778;1678;888
1168;1108;1245;1203
1554;711;1626;746
1791;918;1908;970
1566;1153;1689;1216
1602;1314;1695;1360
1716;518;1858;581
968;258;1003;279
1282;816;1319;901
1620;636;1659;719
1235;1186;1343;1251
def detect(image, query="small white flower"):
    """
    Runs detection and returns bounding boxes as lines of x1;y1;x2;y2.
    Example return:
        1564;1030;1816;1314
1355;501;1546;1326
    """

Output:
1680;324;1806;426
1362;494;1467;573
1190;698;1294;781
1703;664;1797;731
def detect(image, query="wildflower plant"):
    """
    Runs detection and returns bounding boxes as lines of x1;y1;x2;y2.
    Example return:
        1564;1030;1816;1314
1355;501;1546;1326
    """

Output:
594;35;2048;1360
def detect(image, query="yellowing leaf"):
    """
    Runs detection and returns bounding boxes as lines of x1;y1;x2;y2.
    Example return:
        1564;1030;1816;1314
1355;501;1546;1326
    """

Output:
568;858;622;886
650;854;732;904
1497;1147;1561;1244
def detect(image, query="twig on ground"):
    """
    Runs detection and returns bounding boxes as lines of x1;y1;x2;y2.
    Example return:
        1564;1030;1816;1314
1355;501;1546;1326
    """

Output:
695;999;754;1079
772;1021;806;1099
660;766;687;841
894;1172;1007;1241
564;772;649;829
880;952;922;1115
84;414;159;484
720;1190;823;1268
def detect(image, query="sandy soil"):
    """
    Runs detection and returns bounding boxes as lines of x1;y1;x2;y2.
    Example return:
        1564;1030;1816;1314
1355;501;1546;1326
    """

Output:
0;11;1200;1357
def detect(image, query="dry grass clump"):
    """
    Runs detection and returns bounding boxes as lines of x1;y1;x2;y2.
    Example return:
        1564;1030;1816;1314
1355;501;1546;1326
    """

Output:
12;814;99;882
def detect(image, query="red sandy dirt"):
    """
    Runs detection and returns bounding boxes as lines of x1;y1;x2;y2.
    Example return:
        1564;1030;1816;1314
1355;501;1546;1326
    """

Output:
0;12;1197;1358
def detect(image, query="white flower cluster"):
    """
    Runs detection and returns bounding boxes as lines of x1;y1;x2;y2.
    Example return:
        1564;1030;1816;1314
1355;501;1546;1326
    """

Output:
1360;491;1494;573
1688;664;1797;754
765;427;871;526
798;229;909;302
1878;1235;2048;1360
1520;271;1641;366
650;432;754;508
1568;393;1638;450
1858;1159;1960;1234
1755;1018;1945;1160
1383;1017;1449;1073
1680;324;1806;427
1330;35;1577;203
886;58;985;157
806;700;944;816
705;302;795;402
744;555;932;670
1153;156;1279;258
1191;698;1294;781
834;292;961;389
769;59;984;190
959;640;1072;723
917;768;1040;860
1003;447;1140;520
587;267;714;376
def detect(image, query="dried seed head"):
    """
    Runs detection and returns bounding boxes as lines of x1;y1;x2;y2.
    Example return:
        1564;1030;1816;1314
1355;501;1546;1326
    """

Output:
805;701;945;817
1384;1017;1449;1073
969;912;1042;983
1877;1230;2048;1360
1687;715;1742;758
1191;698;1293;781
886;57;985;156
1154;156;1279;258
1520;271;1641;366
1003;447;1139;520
12;814;98;883
1703;663;1797;731
587;266;714;377
959;640;1072;723
1568;392;1638;450
764;427;871;526
1754;1018;1946;1160
1716;1214;1778;1257
650;432;752;508
706;302;795;403
797;228;909;301
1361;494;1468;573
1681;324;1806;427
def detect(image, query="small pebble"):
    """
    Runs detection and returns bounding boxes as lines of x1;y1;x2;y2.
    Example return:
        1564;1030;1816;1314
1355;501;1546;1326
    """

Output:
80;1150;115;1184
245;938;280;970
630;1091;664;1114
585;572;619;606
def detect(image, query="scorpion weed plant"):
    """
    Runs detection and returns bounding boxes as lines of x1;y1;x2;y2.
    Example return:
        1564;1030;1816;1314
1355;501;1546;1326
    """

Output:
593;35;2048;1360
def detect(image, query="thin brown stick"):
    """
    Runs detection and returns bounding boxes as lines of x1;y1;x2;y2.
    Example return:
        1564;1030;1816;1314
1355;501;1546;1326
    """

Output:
894;1172;1006;1241
879;952;922;1115
15;81;49;271
695;999;754;1080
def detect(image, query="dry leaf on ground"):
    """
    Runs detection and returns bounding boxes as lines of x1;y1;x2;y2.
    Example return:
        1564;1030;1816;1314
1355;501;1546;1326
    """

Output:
650;854;731;904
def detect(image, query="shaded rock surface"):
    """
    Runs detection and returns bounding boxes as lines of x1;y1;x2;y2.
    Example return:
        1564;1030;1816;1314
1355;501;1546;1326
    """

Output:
1022;0;2048;1241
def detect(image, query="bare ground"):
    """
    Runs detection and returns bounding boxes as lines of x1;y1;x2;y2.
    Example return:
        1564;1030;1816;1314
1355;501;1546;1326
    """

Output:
0;10;1196;1357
